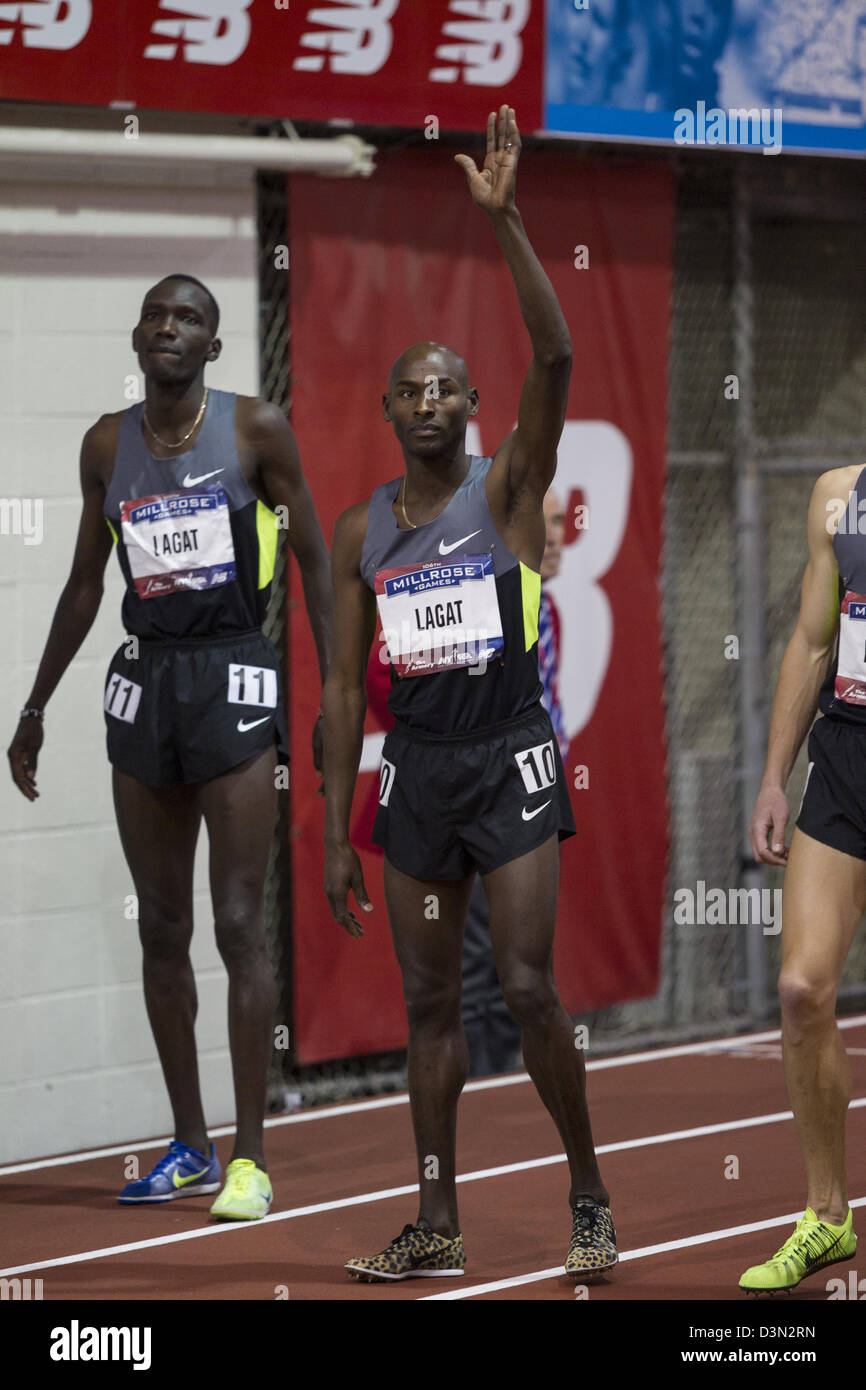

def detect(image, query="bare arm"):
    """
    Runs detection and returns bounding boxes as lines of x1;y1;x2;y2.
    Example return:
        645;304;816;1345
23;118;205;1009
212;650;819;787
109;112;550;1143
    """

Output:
7;420;115;799
252;401;332;687
322;502;377;936
250;400;333;783
455;107;572;510
749;470;842;864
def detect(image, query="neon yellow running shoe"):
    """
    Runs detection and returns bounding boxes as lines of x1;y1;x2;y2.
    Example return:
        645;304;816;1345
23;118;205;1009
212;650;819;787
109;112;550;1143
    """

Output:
739;1207;856;1293
209;1159;272;1221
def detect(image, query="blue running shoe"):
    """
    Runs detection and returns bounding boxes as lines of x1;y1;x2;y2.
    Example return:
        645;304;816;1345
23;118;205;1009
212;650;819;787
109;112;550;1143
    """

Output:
117;1140;221;1204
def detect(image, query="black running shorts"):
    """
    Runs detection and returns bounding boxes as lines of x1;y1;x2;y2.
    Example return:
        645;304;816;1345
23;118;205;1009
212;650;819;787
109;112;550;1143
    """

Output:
796;715;866;860
104;628;289;787
371;705;576;880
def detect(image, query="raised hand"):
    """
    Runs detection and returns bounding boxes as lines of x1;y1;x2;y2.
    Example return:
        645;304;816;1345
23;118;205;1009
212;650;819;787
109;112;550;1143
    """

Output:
454;105;521;216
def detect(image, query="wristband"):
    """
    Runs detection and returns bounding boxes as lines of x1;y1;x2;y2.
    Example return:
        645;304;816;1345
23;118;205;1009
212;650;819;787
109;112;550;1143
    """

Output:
20;707;44;721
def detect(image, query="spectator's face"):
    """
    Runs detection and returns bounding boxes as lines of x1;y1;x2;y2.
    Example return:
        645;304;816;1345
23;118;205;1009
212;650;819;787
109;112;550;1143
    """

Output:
541;490;566;582
562;0;622;104
676;0;730;80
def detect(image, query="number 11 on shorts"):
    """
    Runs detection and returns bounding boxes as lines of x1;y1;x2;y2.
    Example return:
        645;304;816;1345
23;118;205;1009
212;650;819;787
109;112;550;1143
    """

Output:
227;663;278;708
104;673;142;724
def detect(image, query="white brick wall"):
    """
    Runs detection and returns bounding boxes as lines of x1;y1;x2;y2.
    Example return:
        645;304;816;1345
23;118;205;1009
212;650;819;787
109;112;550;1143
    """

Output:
0;175;259;1163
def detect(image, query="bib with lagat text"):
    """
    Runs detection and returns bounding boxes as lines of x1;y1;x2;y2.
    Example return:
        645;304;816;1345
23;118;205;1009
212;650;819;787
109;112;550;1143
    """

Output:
375;553;504;677
120;485;236;600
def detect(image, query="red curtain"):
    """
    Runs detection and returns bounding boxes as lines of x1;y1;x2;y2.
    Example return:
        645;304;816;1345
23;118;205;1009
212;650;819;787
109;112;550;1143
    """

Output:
288;146;673;1063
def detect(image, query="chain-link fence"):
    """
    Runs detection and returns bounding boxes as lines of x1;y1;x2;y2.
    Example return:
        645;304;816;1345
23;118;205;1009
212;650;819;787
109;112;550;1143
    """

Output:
587;154;866;1052
257;148;866;1098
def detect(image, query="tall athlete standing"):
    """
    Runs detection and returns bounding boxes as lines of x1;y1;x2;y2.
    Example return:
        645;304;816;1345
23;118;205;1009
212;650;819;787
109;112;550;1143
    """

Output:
740;467;862;1292
7;275;332;1219
323;109;615;1282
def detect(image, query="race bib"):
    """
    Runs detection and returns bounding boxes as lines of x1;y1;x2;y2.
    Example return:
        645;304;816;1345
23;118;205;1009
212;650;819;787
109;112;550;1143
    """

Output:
104;672;142;724
835;590;866;705
120;485;236;600
227;663;278;709
375;553;504;677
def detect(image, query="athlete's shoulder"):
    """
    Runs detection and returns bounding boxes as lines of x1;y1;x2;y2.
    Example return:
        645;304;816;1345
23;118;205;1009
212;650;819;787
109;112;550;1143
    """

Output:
813;463;865;499
84;409;125;442
334;497;371;541
81;411;125;472
811;465;864;529
234;394;291;437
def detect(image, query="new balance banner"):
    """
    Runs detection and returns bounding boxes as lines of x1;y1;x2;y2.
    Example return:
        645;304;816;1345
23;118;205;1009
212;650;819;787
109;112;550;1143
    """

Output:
288;145;672;1062
0;1;542;131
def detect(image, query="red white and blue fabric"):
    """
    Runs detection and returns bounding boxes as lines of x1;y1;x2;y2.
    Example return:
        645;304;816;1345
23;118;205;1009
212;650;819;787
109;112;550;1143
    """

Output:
538;588;568;759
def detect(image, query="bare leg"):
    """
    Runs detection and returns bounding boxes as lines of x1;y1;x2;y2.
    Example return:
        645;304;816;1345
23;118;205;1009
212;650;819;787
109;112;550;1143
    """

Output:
483;834;607;1207
779;829;866;1224
383;857;474;1238
198;747;278;1170
112;769;208;1153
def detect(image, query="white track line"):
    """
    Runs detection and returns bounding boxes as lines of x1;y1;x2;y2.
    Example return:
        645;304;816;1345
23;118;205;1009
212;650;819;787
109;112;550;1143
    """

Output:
419;1195;866;1300
3;1097;865;1280
4;1014;865;1179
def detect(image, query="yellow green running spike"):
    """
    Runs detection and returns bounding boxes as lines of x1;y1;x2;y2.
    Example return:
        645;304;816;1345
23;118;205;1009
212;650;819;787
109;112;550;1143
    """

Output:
739;1207;856;1293
209;1159;272;1221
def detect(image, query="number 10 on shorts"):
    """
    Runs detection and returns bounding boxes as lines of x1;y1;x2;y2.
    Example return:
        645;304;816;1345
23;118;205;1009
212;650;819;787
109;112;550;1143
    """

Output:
379;757;396;807
515;740;557;793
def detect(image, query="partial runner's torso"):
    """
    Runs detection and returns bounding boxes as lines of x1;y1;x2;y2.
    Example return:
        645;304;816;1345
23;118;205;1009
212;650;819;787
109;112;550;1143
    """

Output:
360;454;543;734
101;390;280;641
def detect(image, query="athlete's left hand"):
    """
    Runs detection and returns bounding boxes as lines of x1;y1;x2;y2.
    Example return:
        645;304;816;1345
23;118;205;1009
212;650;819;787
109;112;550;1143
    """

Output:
313;713;324;797
454;106;520;216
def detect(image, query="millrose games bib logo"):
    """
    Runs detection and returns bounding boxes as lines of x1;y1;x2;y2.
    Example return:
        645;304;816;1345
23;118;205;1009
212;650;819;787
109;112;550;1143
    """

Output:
49;1320;152;1371
375;554;504;678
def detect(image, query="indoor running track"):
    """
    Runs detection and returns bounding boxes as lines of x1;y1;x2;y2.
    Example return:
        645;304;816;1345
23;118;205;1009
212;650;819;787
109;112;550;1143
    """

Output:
2;1018;865;1302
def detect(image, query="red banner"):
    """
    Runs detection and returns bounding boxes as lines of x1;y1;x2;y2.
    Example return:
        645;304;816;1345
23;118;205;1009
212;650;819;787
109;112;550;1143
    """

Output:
0;1;542;130
288;145;672;1063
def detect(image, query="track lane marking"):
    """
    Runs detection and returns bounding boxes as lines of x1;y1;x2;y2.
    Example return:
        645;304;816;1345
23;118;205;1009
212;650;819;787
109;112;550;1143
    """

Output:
4;1015;865;1178
419;1195;866;1300
3;1096;865;1279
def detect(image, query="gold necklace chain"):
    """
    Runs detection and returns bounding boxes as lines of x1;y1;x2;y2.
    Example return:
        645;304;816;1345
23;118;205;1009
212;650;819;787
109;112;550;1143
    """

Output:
143;387;208;449
399;474;417;529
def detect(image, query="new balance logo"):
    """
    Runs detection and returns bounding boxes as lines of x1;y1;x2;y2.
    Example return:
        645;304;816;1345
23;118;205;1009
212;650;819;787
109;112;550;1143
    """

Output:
429;0;529;85
522;800;551;821
183;469;224;486
0;1;90;50
294;0;397;76
145;1;252;66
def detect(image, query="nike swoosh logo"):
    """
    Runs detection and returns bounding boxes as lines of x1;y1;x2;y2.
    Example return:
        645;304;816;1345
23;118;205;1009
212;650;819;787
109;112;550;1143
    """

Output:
183;469;224;487
173;1168;207;1188
522;800;552;821
803;1233;845;1269
439;530;482;556
237;716;270;732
